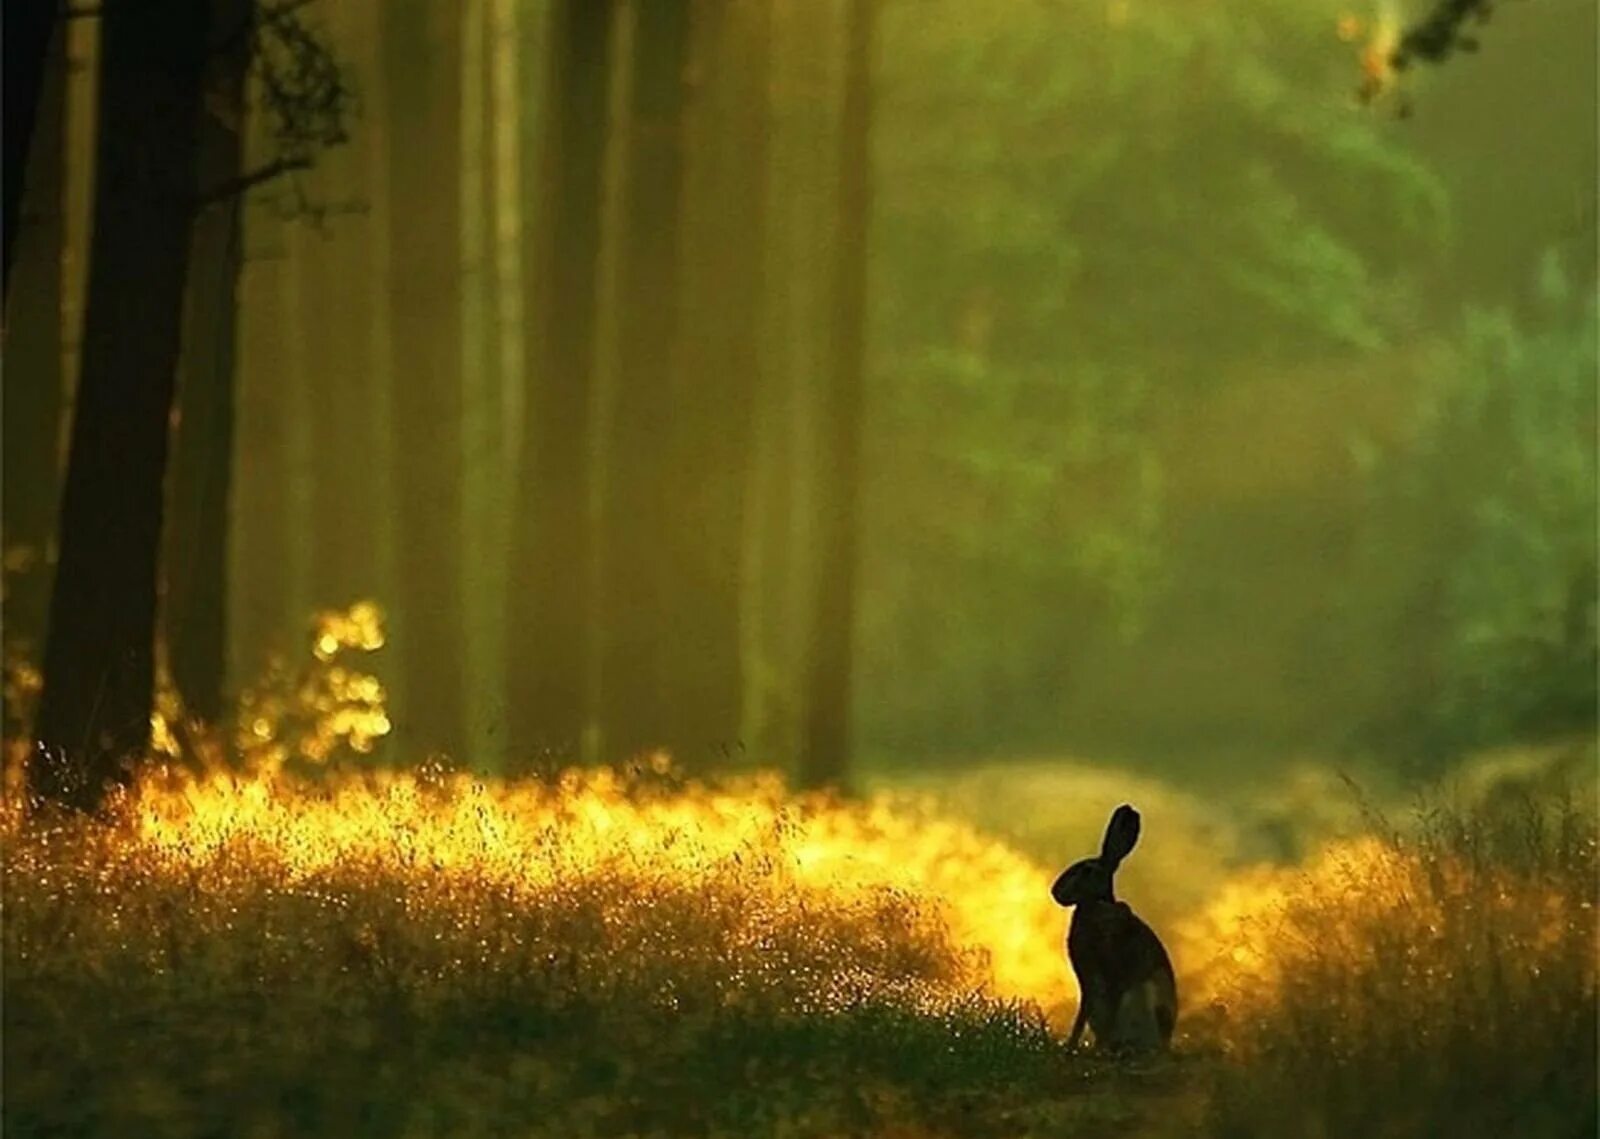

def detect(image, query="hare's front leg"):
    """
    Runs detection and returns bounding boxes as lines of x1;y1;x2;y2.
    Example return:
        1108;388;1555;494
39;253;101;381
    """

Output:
1066;1000;1089;1051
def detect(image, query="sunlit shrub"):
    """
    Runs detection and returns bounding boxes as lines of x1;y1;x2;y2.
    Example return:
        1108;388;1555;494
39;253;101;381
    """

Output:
1187;789;1598;1137
223;600;393;772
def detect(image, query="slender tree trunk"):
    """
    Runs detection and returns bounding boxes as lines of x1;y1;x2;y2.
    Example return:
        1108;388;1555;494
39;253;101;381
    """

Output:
302;225;370;609
746;0;809;768
482;0;525;769
661;0;772;767
506;0;614;767
342;0;398;743
3;0;59;296
33;0;209;810
751;0;836;771
302;2;377;616
748;310;797;764
383;0;467;759
229;251;283;684
230;202;294;686
460;0;496;762
797;0;874;790
599;0;692;762
164;0;251;725
2;26;68;660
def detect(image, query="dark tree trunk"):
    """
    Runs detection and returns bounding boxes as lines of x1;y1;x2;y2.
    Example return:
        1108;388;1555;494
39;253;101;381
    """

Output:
33;0;209;810
3;0;59;296
660;0;773;768
164;0;251;726
383;0;467;759
2;26;68;660
599;0;692;763
506;0;614;767
797;0;874;790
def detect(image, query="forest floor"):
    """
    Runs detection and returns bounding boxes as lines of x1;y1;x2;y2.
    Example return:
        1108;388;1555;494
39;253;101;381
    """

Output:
2;746;1594;1137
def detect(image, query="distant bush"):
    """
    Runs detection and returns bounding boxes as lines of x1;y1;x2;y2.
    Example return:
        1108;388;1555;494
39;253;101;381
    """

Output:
1354;269;1597;764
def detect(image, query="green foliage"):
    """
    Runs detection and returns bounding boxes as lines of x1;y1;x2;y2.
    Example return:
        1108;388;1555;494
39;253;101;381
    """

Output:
874;0;1444;365
860;0;1447;758
1355;267;1597;760
860;349;1159;756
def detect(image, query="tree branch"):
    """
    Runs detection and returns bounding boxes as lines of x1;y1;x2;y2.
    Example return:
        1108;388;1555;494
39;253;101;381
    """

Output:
195;156;311;207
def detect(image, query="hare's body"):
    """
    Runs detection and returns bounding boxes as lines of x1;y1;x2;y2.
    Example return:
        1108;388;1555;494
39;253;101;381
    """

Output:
1051;804;1178;1052
1066;900;1177;1050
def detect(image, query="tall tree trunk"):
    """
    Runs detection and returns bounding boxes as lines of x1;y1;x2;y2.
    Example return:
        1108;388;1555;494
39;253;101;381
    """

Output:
164;0;251;726
230;200;295;687
459;0;496;763
797;0;874;790
383;0;467;759
3;0;59;296
302;0;377;617
350;0;398;743
506;0;614;767
33;0;209;810
661;0;772;767
750;0;836;771
599;0;692;763
231;238;290;690
480;0;525;769
2;26;68;660
302;229;370;610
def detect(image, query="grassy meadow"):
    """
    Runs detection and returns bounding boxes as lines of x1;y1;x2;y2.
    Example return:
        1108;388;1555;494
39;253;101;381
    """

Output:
4;748;1594;1137
3;611;1595;1138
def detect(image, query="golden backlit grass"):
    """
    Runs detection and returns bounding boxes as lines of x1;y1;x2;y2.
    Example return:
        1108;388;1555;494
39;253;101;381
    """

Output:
1186;786;1598;1138
3;608;1594;1136
67;754;1070;1016
7;751;1593;1137
3;608;1096;1134
2;755;1095;1137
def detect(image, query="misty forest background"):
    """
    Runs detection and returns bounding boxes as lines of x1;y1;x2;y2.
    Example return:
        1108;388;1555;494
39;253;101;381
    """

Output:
3;0;1596;803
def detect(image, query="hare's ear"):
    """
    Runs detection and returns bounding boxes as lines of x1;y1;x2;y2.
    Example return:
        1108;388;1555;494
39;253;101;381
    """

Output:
1100;804;1141;868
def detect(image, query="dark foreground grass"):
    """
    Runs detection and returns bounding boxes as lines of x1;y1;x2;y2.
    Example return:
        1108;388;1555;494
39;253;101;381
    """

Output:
3;758;1593;1138
6;968;1073;1137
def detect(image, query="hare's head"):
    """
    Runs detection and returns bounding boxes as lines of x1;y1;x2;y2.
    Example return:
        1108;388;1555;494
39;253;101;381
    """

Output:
1050;804;1141;907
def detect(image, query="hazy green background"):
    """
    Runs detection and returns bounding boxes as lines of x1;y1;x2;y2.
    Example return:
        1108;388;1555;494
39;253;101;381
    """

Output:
239;0;1596;781
857;0;1596;778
